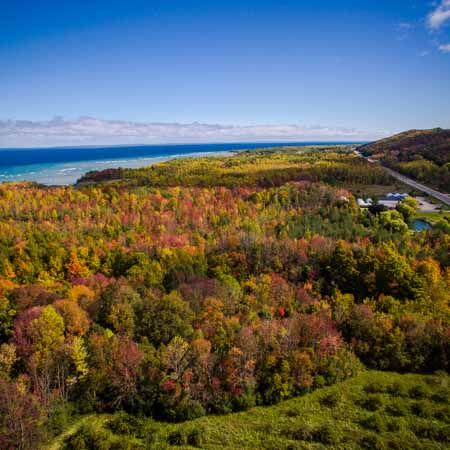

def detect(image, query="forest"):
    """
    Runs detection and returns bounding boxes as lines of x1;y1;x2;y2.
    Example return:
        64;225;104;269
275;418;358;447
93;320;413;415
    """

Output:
0;146;449;449
359;128;450;192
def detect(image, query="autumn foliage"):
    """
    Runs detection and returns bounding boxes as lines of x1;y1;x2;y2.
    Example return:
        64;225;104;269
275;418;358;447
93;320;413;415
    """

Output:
0;147;449;448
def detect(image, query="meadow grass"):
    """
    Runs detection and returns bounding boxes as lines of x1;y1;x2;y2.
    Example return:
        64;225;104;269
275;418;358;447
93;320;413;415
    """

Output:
55;370;450;450
414;211;450;223
343;182;415;198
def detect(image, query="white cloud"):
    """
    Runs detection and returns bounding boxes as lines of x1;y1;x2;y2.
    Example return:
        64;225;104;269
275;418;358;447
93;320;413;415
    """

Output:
438;42;450;52
419;50;430;56
0;117;388;148
427;0;450;29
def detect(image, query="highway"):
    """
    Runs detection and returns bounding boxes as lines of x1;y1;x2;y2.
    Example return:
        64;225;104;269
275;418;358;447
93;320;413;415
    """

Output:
382;166;450;207
354;150;450;206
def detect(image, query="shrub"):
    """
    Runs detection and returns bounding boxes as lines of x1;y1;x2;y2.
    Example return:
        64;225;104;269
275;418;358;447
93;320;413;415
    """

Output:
285;408;300;417
387;382;407;397
319;391;340;408
312;423;339;444
387;434;418;450
413;422;450;442
314;375;326;388
361;394;384;411
431;387;450;404
63;432;88;450
285;443;310;450
170;399;206;422
386;419;400;432
47;402;76;437
360;414;388;432
134;422;158;442
233;391;257;411
187;427;205;446
291;424;315;441
63;424;115;450
110;440;145;450
107;412;143;435
209;395;233;415
434;405;450;423
64;424;145;450
359;434;389;450
167;430;187;446
364;382;387;394
385;401;409;417
408;384;428;399
410;401;433;418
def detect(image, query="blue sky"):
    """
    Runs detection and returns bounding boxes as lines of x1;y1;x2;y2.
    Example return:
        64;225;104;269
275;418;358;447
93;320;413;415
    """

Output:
1;0;450;146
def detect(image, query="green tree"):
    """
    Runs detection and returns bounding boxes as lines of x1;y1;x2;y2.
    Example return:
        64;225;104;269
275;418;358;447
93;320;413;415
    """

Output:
29;305;65;368
396;197;418;222
97;281;140;336
139;291;194;347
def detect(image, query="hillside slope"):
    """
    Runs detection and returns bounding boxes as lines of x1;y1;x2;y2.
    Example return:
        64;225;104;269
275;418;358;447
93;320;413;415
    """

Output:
56;371;450;450
359;128;450;165
359;129;450;192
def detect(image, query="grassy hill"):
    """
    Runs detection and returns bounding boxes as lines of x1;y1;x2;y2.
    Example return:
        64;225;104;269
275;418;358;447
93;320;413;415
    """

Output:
55;371;450;450
359;129;450;192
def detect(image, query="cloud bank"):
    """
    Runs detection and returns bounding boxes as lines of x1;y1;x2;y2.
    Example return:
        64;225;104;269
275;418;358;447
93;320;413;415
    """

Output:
427;0;450;30
0;117;387;148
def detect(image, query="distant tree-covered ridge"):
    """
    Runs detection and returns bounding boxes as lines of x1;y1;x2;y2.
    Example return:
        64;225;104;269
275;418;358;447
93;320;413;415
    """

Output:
359;128;450;191
0;146;449;449
77;145;393;187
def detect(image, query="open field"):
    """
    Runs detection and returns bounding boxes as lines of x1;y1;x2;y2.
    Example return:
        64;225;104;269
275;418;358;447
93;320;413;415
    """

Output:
54;371;450;450
341;182;417;199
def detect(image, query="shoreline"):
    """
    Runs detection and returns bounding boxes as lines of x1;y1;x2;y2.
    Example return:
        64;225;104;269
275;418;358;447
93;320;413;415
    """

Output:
0;150;234;186
0;142;359;186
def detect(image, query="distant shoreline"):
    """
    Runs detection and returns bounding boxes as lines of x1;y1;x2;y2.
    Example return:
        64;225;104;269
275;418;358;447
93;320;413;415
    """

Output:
0;140;366;152
0;141;366;167
0;142;364;186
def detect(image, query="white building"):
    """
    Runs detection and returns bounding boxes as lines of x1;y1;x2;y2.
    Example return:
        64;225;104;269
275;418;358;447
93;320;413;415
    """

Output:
386;193;409;201
378;200;399;209
357;198;373;208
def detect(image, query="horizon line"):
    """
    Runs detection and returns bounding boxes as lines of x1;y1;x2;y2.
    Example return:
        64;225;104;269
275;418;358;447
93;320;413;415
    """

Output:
0;140;370;151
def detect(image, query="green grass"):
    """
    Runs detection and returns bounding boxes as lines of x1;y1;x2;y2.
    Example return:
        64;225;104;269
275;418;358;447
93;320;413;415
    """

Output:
45;414;110;450
343;183;416;198
414;211;450;224
52;371;450;450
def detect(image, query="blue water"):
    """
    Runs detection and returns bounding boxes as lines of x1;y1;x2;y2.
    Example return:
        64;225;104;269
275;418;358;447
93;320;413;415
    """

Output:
412;219;432;231
0;142;361;185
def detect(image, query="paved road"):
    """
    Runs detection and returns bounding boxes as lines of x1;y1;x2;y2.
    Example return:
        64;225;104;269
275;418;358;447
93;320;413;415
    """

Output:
354;150;450;206
382;166;450;207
